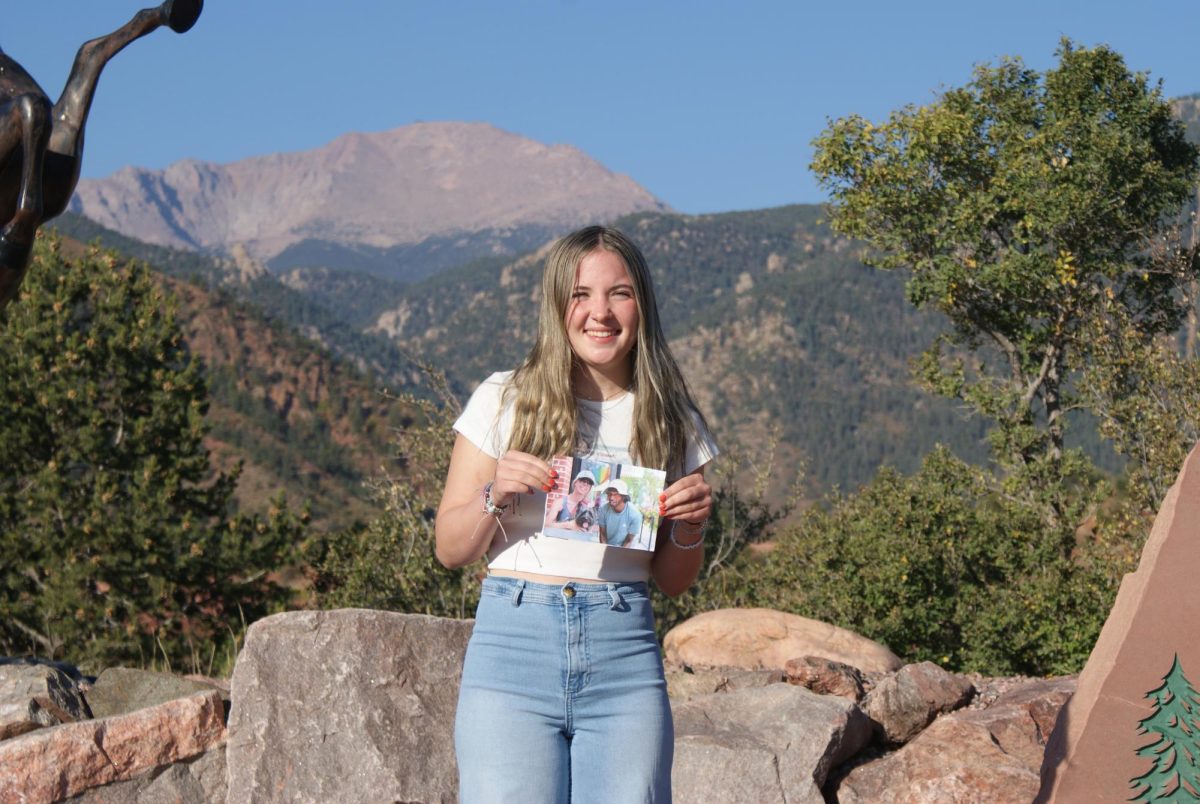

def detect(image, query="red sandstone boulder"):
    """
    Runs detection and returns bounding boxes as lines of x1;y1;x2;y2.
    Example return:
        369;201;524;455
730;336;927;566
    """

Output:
834;677;1075;803
0;690;225;802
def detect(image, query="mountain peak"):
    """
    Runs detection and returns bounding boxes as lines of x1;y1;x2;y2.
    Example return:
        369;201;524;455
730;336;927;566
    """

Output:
69;121;668;266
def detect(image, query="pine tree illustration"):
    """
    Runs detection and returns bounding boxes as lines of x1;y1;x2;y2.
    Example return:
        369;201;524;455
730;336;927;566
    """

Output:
1130;655;1200;801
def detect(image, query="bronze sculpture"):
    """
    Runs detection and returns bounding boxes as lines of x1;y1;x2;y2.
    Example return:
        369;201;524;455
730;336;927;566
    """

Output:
0;0;203;308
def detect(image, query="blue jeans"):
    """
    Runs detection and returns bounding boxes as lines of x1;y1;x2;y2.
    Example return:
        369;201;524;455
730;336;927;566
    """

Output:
455;576;673;803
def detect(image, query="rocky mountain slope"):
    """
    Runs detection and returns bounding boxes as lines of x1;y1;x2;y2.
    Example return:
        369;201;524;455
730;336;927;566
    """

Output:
376;204;1002;492
69;122;667;282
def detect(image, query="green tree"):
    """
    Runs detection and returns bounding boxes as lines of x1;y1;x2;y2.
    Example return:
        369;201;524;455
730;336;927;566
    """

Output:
811;41;1199;522
1079;214;1200;514
0;237;304;671
1130;654;1200;801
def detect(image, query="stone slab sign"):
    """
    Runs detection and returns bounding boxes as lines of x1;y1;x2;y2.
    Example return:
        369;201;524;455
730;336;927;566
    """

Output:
225;609;474;804
1039;443;1200;801
663;608;903;674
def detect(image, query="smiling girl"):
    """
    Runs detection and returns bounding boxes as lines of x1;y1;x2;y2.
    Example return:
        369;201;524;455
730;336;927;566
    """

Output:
435;225;717;802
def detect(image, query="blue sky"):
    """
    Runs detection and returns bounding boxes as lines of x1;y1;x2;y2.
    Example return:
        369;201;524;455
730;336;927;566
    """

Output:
5;1;1199;215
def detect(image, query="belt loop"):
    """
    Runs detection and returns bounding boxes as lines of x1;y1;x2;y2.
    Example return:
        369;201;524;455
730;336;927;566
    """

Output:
511;579;526;607
607;584;624;610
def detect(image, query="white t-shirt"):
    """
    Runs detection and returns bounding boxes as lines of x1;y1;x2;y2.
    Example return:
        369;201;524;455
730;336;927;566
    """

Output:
453;371;719;582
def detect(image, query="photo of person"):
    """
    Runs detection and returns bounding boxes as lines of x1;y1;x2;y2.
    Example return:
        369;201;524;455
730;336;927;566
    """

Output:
558;469;598;529
541;456;666;550
598;479;641;548
541;457;600;541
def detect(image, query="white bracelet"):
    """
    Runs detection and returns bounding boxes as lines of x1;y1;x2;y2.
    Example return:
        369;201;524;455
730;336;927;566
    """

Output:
669;518;707;550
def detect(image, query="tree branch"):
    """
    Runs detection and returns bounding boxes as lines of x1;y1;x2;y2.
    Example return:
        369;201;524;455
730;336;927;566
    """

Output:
1020;344;1059;411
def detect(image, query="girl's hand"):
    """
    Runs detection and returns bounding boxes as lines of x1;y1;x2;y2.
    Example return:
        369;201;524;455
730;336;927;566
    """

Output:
491;451;556;508
658;471;712;524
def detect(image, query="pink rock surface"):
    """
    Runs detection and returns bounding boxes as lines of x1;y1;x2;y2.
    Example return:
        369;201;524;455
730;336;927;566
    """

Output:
837;677;1074;803
664;608;903;675
1039;443;1200;801
0;690;225;802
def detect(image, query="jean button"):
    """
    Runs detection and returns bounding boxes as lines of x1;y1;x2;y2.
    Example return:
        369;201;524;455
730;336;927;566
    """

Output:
562;586;576;598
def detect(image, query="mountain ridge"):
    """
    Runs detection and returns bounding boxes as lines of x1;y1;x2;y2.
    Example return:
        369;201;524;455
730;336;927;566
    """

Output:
69;122;667;280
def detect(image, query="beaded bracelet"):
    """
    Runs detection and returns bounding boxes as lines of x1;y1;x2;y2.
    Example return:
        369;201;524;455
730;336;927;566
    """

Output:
481;481;508;516
669;518;707;550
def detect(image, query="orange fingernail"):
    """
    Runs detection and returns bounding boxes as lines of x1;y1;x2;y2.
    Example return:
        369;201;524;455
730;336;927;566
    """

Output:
658;493;667;501
542;484;552;492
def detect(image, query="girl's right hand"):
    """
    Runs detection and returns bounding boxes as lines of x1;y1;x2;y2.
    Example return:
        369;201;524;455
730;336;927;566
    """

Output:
490;451;556;508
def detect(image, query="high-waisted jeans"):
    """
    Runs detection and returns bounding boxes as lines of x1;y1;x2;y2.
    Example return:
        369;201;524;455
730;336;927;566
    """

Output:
454;575;673;803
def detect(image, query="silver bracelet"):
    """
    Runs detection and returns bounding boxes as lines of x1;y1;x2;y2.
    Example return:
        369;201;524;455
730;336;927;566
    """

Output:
669;518;707;550
481;481;508;516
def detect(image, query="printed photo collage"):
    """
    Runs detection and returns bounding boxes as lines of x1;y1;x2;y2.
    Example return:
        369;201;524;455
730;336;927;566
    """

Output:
541;455;667;552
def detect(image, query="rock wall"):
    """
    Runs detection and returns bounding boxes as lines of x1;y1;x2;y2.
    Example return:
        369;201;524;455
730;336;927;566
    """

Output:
1;608;1077;802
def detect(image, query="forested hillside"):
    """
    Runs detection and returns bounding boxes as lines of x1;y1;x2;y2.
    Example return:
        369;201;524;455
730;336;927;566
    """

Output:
59;203;1123;496
47;228;409;531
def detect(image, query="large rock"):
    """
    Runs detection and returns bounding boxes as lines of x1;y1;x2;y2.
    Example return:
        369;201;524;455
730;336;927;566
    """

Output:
225;609;474;804
863;662;975;745
67;747;226;803
1039;443;1200;801
664;608;903;674
0;663;91;740
86;667;228;719
672;683;873;803
665;667;784;702
836;677;1075;803
0;690;225;802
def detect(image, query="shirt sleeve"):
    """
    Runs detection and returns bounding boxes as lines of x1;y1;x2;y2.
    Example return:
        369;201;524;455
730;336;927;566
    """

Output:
452;372;510;458
683;410;720;475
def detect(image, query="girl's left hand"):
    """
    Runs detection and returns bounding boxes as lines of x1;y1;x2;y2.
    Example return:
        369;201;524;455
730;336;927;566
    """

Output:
658;471;712;523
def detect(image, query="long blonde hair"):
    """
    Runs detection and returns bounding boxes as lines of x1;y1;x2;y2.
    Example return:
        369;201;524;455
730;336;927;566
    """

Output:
504;226;709;478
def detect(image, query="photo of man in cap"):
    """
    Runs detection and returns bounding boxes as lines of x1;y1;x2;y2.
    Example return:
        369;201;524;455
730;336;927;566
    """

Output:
598;479;643;548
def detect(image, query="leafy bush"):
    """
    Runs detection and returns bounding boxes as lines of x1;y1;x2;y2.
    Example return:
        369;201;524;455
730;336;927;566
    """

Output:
743;446;1132;675
310;371;479;618
652;432;800;638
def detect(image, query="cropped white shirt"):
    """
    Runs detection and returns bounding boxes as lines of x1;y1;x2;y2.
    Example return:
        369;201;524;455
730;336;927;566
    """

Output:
453;371;719;582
